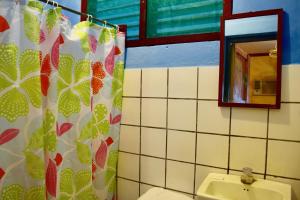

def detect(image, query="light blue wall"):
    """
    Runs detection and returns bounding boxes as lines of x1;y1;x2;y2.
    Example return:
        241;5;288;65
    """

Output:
55;0;81;25
126;0;300;68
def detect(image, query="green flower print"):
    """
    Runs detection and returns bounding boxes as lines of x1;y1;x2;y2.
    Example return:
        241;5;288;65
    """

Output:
0;184;45;200
104;151;118;193
59;168;98;200
24;1;43;44
0;44;41;122
112;61;124;110
58;54;91;117
79;104;110;141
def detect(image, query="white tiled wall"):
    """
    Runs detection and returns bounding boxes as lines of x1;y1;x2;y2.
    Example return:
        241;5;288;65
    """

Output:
118;65;300;200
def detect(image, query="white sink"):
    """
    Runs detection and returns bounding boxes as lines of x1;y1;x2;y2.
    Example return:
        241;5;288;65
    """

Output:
197;173;291;200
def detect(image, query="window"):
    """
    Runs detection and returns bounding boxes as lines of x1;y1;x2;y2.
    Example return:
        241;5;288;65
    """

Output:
83;0;232;46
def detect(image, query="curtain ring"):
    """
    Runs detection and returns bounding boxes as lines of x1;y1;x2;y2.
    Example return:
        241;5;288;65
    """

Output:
88;15;93;23
43;0;50;9
87;14;93;23
53;1;59;16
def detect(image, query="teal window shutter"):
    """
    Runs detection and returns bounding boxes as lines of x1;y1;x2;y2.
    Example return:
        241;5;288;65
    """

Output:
147;0;223;38
88;0;140;40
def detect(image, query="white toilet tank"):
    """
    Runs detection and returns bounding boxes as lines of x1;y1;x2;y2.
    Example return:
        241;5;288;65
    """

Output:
138;188;193;200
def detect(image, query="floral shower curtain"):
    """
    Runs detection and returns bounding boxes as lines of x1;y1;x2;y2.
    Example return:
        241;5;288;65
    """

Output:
0;1;125;199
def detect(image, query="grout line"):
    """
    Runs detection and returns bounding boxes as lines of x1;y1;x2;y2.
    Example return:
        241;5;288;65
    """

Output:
193;67;199;198
268;138;300;143
265;174;300;181
138;69;143;196
119;150;228;169
122;96;300;104
120;124;300;143
164;68;169;189
122;96;218;101
264;108;270;179
227;107;232;174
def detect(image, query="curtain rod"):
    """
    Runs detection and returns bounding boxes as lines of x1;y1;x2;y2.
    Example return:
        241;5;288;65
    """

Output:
36;0;118;29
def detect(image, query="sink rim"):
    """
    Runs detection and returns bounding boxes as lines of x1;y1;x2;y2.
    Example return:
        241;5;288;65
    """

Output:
197;173;291;200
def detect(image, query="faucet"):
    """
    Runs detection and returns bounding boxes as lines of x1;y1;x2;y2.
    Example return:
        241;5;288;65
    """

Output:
241;167;256;185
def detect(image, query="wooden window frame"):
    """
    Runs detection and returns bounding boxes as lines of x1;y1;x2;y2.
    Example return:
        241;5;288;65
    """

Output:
81;0;233;47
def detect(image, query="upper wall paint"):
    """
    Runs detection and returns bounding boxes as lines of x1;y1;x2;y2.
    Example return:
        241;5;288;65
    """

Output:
233;0;300;66
125;0;300;68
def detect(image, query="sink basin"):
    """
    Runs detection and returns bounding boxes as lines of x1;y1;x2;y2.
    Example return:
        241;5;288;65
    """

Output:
197;173;291;200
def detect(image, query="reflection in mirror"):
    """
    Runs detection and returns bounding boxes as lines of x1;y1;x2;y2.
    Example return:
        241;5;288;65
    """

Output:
219;11;282;108
229;40;277;104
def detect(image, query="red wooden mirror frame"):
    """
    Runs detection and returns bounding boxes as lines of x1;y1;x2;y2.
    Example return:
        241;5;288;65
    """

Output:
218;9;283;109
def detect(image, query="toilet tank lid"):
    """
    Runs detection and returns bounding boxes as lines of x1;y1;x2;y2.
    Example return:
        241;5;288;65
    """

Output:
138;188;193;200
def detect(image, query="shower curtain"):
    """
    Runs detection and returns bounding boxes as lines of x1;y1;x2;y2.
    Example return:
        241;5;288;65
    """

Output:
0;1;125;199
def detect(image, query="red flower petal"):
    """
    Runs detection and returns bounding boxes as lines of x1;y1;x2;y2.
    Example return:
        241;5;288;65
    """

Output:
54;153;63;166
92;62;105;95
46;159;57;197
0;168;5;180
57;123;73;136
105;46;115;76
105;137;113;146
51;36;60;69
59;34;64;44
95;141;107;169
93;62;105;79
92;161;97;173
0;129;19;145
111;114;121;124
41;75;50;96
40;30;46;44
114;46;121;55
41;54;51;75
89;35;97;53
0;16;9;32
40;54;51;96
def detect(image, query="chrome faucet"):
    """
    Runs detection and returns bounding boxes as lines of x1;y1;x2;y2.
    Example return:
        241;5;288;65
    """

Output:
241;167;256;185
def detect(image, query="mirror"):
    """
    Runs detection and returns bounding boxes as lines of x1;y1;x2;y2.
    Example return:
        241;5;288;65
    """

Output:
219;10;283;109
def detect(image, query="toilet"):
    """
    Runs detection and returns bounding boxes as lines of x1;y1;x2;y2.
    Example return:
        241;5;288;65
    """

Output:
138;187;193;200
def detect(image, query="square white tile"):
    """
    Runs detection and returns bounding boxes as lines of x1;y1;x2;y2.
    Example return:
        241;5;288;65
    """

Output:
123;69;141;96
141;127;166;158
141;98;167;128
118;152;139;181
166;160;195;193
281;65;300;102
141;156;165;186
196;134;229;168
167;130;196;163
198;66;219;99
197;101;230;135
231;108;268;138
267;140;300;179
269;103;300;141
121;98;140;125
119;125;140;154
118;178;139;200
195;165;227;193
168;99;197;131
230;137;266;173
267;176;300;200
142;68;167;97
168;67;198;98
